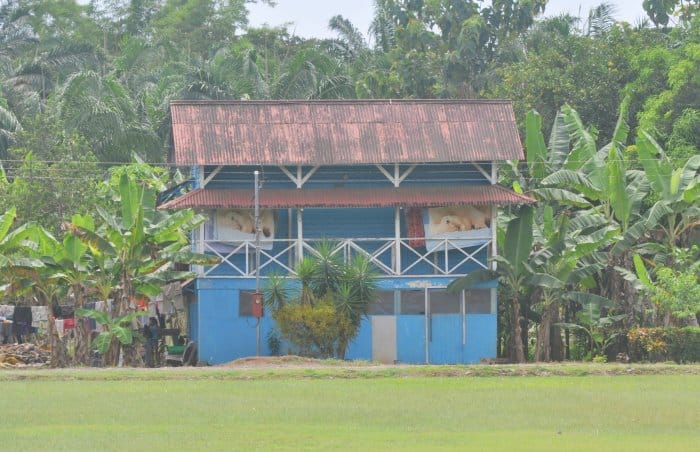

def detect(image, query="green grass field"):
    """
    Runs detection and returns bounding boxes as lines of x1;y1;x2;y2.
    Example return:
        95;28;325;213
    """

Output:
1;367;699;451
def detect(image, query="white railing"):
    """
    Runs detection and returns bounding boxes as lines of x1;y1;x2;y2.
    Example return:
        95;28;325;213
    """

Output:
197;237;491;278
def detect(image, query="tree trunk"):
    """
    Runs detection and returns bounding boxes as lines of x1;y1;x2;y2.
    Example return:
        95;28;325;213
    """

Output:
73;285;90;366
535;302;564;362
122;343;143;367
511;295;526;363
48;314;68;368
564;302;571;360
550;318;564;361
104;336;120;366
535;304;552;362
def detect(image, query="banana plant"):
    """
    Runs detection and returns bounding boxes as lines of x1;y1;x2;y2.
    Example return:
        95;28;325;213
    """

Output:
528;206;616;361
0;207;47;296
554;293;625;360
539;101;649;247
636;132;699;260
49;215;100;365
75;308;148;355
68;167;218;365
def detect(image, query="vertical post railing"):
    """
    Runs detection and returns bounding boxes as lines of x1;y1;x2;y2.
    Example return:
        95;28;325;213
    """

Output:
394;207;401;275
254;170;261;356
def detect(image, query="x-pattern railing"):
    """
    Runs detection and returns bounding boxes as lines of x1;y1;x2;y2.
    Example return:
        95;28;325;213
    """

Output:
198;237;491;277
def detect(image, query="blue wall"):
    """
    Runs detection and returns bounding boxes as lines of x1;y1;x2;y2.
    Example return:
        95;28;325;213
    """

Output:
191;278;497;365
203;163;491;190
345;317;372;361
427;314;497;364
194;278;276;364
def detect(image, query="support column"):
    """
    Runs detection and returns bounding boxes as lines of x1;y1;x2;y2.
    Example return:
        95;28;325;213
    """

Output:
297;208;303;263
491;205;497;271
394;207;401;275
196;166;205;275
424;288;430;364
461;290;466;346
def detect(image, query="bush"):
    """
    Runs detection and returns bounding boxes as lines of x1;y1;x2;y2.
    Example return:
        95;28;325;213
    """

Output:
273;295;353;359
668;327;700;363
627;327;700;363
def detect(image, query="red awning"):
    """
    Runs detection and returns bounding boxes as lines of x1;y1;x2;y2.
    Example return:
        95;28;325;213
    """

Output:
158;185;533;210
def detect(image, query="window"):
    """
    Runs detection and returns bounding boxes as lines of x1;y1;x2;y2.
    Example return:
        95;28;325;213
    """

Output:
465;289;492;314
429;290;461;314
399;290;425;315
368;291;395;315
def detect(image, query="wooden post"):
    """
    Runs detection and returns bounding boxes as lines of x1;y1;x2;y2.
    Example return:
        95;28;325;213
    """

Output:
297;208;303;263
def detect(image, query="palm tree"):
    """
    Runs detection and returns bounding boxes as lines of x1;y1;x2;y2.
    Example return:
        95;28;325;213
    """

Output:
271;47;354;99
53;70;160;162
5;42;100;117
0;102;20;159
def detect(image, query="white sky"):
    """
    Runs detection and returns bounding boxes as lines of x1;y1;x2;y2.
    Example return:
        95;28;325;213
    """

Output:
248;0;648;39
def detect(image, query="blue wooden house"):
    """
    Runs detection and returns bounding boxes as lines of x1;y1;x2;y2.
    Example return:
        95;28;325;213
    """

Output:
161;100;530;365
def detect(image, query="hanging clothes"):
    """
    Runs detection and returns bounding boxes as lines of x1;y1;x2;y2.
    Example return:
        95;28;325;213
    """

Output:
31;306;48;328
0;305;14;318
55;319;65;338
406;207;426;248
12;306;32;343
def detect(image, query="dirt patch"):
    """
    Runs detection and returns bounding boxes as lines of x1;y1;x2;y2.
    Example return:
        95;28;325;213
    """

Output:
218;355;379;368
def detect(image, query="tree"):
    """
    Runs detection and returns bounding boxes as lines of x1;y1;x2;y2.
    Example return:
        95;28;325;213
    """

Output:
151;0;249;61
636;132;700;255
361;0;545;98
53;70;161;163
1;117;101;235
69;163;216;365
634;247;700;326
490;14;652;143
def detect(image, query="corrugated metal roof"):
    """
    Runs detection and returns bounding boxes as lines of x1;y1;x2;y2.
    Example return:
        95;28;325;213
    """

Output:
158;185;533;210
170;100;523;165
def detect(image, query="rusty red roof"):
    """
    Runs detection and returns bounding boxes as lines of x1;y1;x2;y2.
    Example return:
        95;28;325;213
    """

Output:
170;100;523;165
158;185;533;210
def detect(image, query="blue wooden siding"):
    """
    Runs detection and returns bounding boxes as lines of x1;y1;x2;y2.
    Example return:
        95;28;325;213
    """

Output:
428;314;497;364
193;279;276;364
202;163;491;189
397;316;427;363
345;317;372;360
190;278;497;365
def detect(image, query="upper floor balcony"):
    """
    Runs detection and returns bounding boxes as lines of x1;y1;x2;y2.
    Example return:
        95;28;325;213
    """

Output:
194;235;492;279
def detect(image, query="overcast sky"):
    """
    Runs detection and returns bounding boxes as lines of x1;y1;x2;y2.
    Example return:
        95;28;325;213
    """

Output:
248;0;648;39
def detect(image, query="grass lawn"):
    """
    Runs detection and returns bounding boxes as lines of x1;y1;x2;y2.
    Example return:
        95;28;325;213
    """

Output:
1;367;699;451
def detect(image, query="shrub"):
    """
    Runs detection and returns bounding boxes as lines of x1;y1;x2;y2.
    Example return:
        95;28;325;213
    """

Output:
627;327;700;363
668;327;700;363
274;295;352;358
264;246;379;359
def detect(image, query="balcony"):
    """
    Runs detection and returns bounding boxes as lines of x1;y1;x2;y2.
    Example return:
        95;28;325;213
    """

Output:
195;236;492;278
